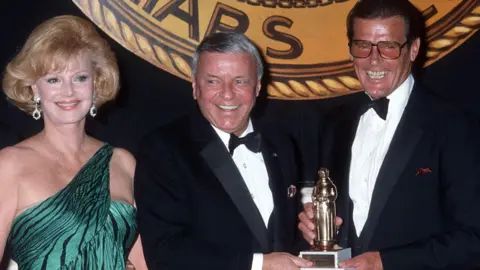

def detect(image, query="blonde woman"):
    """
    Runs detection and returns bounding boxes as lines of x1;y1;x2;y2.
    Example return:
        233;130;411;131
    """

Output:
0;15;146;269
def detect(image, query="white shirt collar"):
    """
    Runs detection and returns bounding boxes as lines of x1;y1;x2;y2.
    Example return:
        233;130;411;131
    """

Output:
386;74;414;117
211;119;254;149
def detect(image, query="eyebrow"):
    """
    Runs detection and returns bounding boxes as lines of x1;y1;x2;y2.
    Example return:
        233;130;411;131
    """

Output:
205;74;220;78
46;69;91;75
203;74;251;80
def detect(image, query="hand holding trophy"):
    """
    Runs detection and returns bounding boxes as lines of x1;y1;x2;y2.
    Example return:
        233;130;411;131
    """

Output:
300;168;351;269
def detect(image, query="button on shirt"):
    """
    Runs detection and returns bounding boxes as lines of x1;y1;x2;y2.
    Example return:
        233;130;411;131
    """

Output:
349;75;414;236
212;120;273;270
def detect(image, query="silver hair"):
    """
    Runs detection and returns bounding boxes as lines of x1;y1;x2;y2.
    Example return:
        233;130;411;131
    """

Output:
191;32;264;80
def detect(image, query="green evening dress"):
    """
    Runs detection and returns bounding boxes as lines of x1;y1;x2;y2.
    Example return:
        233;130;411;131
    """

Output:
7;144;137;269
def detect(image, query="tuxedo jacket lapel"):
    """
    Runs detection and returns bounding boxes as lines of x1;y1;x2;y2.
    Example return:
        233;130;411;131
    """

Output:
261;136;286;251
197;119;270;252
360;89;424;249
324;99;365;248
336;115;362;247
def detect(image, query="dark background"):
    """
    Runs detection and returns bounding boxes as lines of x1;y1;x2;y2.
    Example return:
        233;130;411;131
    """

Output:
0;0;479;183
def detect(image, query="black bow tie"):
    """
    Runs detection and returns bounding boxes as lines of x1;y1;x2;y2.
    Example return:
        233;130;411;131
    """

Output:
361;97;390;120
228;132;262;155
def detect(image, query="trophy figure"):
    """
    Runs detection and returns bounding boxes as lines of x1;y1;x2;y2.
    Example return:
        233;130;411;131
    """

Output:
299;168;351;269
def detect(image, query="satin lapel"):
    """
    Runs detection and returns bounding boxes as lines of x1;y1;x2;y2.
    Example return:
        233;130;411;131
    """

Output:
261;136;286;251
360;91;423;249
199;135;270;252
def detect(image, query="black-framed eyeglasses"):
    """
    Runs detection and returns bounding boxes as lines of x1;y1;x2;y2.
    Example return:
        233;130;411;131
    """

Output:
349;40;409;60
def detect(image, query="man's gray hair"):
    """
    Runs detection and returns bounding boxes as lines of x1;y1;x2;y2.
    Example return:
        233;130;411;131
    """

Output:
191;32;264;80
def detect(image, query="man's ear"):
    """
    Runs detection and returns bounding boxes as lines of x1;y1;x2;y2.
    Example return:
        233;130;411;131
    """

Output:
255;81;261;97
192;81;197;100
409;38;421;62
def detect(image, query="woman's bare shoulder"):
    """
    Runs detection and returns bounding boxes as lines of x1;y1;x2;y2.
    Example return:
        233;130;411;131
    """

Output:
111;147;136;178
0;135;45;162
0;144;37;167
0;144;38;185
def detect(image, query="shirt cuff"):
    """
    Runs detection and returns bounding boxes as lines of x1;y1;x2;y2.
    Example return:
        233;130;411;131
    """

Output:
251;253;263;270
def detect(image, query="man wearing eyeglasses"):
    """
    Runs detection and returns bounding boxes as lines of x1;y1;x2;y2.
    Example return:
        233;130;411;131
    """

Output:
298;0;480;269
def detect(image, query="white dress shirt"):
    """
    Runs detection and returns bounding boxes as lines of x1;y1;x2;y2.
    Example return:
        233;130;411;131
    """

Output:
349;75;414;236
212;120;273;270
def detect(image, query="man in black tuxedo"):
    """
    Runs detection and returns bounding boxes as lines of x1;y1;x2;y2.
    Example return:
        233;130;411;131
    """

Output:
134;32;311;270
298;1;480;269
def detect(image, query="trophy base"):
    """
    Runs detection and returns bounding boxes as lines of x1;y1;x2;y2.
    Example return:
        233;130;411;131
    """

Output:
299;247;351;269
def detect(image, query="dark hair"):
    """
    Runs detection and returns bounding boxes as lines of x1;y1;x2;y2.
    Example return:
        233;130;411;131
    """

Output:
191;32;264;80
346;0;423;44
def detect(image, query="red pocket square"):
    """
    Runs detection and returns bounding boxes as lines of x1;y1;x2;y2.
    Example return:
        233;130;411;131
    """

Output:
416;168;432;176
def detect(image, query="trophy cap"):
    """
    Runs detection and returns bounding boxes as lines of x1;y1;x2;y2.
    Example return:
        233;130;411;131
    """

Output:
318;168;329;179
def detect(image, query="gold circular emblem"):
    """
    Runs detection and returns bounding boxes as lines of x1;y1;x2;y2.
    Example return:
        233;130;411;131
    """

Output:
73;0;479;99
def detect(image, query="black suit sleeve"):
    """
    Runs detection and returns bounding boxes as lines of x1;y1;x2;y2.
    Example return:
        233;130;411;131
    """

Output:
134;132;253;270
380;116;480;270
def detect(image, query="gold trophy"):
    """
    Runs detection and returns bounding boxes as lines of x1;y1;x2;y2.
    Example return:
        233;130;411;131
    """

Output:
299;168;351;269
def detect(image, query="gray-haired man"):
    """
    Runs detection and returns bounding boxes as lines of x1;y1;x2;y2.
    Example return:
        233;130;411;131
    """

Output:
135;32;311;270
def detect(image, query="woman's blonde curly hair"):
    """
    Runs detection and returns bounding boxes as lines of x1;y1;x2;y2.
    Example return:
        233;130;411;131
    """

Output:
2;15;119;113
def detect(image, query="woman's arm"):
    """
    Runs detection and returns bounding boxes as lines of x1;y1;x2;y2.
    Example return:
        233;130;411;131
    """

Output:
128;236;148;270
112;147;148;269
0;148;20;260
